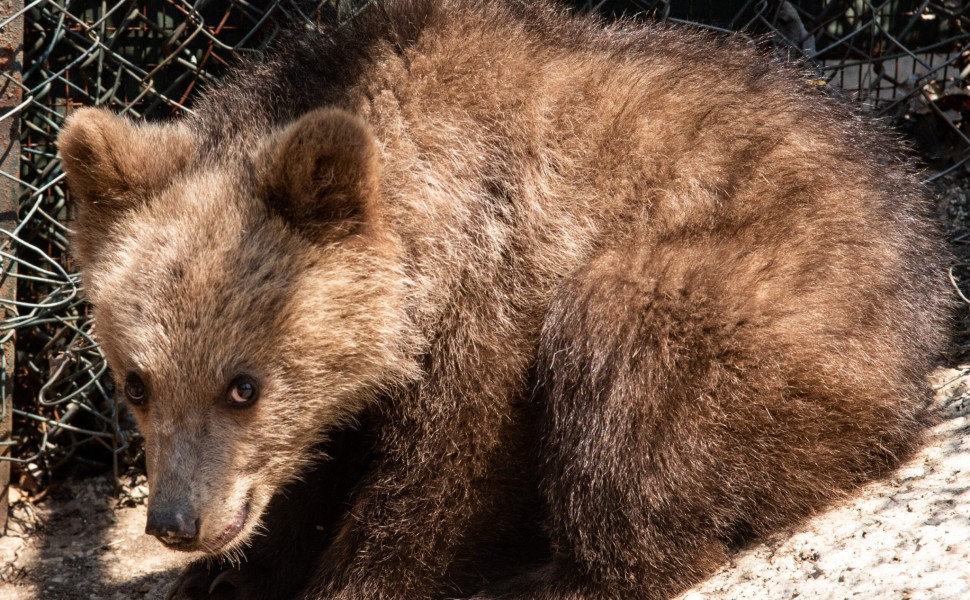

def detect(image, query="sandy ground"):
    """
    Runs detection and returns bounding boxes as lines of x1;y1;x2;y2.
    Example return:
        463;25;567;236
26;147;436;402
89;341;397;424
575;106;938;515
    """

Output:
0;366;966;600
0;477;189;600
679;368;970;600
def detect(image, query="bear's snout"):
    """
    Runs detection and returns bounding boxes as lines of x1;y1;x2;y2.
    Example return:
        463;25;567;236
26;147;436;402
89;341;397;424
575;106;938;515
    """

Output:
146;500;200;548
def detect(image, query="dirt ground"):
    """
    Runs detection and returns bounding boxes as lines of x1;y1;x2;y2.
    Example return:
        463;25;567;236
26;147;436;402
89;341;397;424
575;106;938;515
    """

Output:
2;175;970;599
0;476;188;600
680;369;970;600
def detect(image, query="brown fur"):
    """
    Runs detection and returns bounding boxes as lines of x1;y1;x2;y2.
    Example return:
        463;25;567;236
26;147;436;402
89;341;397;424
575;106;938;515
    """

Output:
58;1;950;598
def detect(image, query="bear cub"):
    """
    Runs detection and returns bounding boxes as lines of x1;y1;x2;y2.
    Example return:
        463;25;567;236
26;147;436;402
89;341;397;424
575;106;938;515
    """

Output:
58;0;949;598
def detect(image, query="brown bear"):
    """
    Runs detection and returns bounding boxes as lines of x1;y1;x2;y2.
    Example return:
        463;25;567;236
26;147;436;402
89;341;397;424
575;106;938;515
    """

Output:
57;0;950;598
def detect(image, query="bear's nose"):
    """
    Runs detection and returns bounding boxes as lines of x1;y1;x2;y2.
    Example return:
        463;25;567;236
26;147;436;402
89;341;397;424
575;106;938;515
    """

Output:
145;504;200;544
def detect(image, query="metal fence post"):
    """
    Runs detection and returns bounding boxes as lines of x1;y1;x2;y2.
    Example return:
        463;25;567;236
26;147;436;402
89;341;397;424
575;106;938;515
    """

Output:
0;0;23;533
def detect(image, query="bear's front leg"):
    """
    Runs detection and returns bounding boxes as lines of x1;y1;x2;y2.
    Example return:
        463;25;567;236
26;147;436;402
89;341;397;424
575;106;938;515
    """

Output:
302;356;545;599
167;423;375;600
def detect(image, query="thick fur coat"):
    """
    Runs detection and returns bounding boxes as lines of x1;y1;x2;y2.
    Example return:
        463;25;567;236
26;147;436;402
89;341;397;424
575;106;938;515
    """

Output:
58;1;950;598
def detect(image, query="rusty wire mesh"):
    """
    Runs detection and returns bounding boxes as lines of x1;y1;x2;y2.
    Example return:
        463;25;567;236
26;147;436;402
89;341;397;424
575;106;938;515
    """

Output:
1;0;968;492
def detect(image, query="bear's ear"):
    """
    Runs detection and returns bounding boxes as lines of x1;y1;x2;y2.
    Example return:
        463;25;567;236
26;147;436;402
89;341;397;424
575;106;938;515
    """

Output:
262;108;380;241
58;108;194;263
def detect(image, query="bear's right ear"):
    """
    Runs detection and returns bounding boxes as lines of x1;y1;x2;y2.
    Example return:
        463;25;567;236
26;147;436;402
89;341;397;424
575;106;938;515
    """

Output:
58;108;194;263
261;108;380;242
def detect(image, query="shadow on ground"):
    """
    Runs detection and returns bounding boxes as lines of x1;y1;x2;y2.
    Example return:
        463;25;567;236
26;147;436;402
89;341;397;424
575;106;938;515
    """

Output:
0;473;189;600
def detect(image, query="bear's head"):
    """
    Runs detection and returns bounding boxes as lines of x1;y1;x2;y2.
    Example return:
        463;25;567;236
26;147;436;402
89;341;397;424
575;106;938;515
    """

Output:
58;107;418;556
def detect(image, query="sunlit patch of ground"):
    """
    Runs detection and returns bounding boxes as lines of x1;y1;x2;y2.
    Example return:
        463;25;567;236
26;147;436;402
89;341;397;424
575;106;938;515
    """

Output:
0;476;190;600
681;366;970;600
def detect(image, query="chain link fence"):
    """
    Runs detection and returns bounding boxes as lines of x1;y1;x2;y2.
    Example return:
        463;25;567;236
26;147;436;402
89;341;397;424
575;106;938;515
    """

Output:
1;0;968;496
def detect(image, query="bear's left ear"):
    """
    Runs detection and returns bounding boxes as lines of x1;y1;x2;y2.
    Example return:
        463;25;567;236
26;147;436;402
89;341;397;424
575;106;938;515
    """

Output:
58;108;195;265
59;108;195;205
261;108;380;241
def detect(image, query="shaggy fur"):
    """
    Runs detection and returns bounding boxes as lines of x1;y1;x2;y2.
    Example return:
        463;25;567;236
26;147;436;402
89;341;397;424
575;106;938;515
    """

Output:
58;1;950;598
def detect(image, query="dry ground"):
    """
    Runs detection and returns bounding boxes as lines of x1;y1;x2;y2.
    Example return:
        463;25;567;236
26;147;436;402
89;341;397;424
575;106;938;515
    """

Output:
679;369;970;600
1;175;970;600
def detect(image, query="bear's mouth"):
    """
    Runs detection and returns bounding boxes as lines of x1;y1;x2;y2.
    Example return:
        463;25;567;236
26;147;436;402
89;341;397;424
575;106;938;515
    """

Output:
202;500;251;554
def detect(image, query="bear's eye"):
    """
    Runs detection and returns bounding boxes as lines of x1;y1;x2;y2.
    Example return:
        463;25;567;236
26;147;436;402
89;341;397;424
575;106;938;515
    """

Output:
226;375;259;408
124;373;147;406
